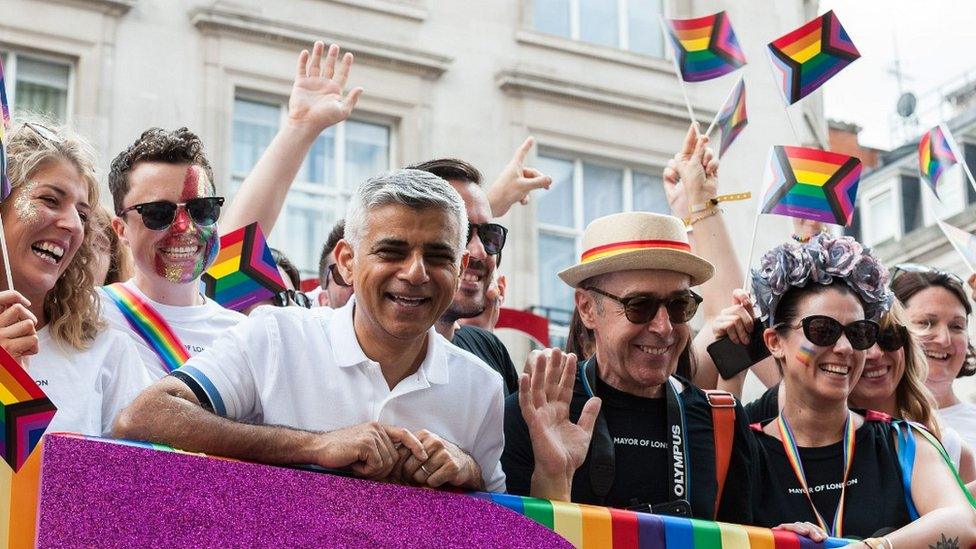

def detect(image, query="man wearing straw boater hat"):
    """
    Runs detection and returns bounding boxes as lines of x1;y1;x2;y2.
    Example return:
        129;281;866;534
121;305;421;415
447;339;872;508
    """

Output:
502;211;757;522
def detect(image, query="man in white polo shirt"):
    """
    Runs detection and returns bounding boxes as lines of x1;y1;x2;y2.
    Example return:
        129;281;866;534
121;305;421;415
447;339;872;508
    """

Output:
115;169;505;492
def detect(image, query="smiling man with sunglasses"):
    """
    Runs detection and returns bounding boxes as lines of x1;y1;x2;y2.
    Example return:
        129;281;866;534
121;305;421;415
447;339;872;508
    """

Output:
502;212;757;523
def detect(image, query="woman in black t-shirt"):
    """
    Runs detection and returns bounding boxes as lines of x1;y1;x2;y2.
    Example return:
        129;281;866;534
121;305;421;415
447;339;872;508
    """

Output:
739;236;976;547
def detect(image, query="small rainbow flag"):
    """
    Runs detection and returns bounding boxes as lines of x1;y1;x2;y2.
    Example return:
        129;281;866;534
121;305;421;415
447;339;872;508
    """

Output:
665;11;746;82
918;126;959;198
761;146;862;226
1;55;11;201
0;346;56;472
715;77;747;158
201;222;285;311
767;10;860;105
936;220;976;272
470;491;851;548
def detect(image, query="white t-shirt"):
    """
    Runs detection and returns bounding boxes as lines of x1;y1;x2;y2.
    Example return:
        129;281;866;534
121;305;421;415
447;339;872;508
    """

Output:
174;298;507;492
305;285;324;307
942;426;965;469
30;325;153;436
938;401;976;449
98;279;244;379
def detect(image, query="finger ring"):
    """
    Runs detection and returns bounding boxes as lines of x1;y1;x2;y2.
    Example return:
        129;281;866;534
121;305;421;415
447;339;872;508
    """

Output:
420;464;431;475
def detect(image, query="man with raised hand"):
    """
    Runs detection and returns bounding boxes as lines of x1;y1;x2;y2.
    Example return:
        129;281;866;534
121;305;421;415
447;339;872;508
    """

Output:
115;170;505;492
102;42;361;378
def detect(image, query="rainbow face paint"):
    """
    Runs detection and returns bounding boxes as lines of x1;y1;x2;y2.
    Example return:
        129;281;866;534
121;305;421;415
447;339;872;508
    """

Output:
796;343;816;366
13;182;40;226
152;165;219;284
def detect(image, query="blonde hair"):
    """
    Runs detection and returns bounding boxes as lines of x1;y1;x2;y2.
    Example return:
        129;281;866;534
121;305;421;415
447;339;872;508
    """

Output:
882;301;942;438
1;117;104;349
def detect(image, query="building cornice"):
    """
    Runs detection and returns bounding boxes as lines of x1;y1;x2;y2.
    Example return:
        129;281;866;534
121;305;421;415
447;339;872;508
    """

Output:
496;69;714;124
316;0;427;22
41;0;135;16
190;7;451;79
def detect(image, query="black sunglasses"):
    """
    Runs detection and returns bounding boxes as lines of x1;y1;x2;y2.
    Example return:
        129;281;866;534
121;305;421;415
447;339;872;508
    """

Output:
891;263;964;287
467;222;508;256
325;263;351;288
118;197;224;231
776;315;880;351
273;289;312;309
585;287;703;324
877;324;909;352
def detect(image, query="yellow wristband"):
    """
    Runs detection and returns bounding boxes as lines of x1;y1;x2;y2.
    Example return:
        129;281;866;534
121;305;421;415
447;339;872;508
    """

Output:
690;192;752;213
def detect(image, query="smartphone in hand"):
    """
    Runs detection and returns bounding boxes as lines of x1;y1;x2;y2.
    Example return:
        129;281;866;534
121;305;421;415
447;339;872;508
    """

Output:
706;317;771;380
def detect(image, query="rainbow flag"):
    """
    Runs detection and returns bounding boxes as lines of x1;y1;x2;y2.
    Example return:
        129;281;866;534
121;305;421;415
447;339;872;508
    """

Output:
1;55;10;201
716;77;747;158
761;146;862;226
0;347;56;472
665;11;746;82
767;10;860;105
201;222;285;312
471;492;851;548
918;126;958;198
936;220;976;272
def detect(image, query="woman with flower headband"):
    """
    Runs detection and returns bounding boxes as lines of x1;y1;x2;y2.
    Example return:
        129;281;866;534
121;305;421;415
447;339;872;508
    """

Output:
739;235;976;547
891;265;976;450
0;119;150;435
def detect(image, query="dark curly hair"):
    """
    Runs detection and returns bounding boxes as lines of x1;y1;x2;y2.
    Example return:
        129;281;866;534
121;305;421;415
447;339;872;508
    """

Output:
318;219;346;287
108;127;215;214
406;158;482;186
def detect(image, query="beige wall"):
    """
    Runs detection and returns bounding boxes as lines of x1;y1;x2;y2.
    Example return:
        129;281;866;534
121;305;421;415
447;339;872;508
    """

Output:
3;0;824;368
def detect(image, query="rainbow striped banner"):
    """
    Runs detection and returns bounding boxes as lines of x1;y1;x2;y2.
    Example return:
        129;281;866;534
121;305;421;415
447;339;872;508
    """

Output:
102;283;190;372
715;76;748;158
918;126;958;198
761;146;862;226
0;347;56;472
1;55;10;201
767;10;860;105
470;492;851;548
664;11;746;82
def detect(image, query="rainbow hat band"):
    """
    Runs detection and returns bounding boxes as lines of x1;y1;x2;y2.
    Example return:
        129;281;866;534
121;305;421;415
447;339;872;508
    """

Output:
559;212;714;288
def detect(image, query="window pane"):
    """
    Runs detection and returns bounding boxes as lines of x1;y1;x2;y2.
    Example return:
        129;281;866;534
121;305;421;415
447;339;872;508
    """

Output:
281;191;336;277
627;0;664;56
232;98;279;175
538;232;576;312
15;56;70;122
345;120;389;190
580;0;619;47
536;156;575;227
867;191;895;244
534;0;571;37
583;162;623;225
632;171;668;213
299;126;337;186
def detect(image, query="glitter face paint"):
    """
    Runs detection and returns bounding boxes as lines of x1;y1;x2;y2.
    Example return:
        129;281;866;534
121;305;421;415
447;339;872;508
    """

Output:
152;166;220;283
13;181;40;226
797;343;816;366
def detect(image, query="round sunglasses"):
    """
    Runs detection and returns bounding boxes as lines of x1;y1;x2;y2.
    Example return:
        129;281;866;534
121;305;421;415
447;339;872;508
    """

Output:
467;222;508;255
776;315;880;350
118;197;224;231
585;287;703;324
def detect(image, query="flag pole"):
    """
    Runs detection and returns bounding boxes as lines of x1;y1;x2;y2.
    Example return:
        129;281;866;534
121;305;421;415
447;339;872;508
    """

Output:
741;212;761;294
763;50;804;146
659;15;700;134
940;122;976;194
704;76;741;138
0;213;14;291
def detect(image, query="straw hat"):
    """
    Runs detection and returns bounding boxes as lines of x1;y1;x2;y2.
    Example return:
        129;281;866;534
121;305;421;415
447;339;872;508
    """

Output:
558;212;714;288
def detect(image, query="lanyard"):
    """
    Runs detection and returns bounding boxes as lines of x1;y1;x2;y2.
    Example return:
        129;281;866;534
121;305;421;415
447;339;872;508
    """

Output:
579;359;690;504
776;411;856;538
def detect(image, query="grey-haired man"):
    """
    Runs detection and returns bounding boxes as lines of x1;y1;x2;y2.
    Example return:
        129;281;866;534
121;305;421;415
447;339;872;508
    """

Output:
115;169;506;492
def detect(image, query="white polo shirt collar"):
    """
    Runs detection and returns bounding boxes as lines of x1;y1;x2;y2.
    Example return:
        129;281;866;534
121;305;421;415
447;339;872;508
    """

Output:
328;296;450;386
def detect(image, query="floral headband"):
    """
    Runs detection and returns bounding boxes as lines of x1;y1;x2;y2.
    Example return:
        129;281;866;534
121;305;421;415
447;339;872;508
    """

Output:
751;234;894;325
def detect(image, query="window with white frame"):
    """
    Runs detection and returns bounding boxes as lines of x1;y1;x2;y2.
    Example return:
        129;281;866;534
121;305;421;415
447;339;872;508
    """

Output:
535;153;669;322
0;50;72;122
532;0;664;57
230;95;392;278
863;185;898;246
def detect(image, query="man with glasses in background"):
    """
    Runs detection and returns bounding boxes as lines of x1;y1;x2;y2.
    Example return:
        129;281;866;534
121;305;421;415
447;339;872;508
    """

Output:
409;158;520;395
501;212;757;523
310;219;354;308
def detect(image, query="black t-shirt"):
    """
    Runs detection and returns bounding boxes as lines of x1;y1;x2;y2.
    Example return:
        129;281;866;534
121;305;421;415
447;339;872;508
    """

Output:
750;416;911;539
502;364;756;523
452;325;519;396
744;384;780;424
